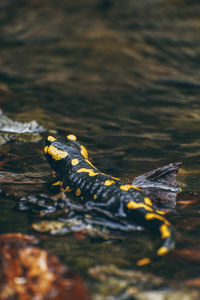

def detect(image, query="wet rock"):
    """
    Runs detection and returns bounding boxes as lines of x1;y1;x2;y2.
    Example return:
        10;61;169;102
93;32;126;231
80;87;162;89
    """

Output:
0;233;90;300
89;264;200;300
88;264;163;298
0;109;45;145
32;220;70;235
0;109;45;133
132;290;199;300
32;219;124;239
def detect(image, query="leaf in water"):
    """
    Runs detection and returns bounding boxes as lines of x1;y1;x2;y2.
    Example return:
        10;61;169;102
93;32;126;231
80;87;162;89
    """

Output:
0;233;90;300
132;162;182;191
132;162;182;207
74;232;86;239
177;199;198;205
0;233;38;245
173;246;200;262
186;278;200;287
32;220;67;234
177;191;200;206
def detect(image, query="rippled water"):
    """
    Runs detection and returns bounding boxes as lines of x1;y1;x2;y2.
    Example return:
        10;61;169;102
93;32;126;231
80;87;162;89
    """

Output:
0;0;200;298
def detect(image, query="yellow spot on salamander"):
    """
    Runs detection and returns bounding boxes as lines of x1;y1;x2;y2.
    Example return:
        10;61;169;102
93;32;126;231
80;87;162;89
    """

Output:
145;213;170;226
156;210;166;215
160;224;171;239
144;197;153;206
120;184;141;191
157;246;169;256
71;158;79;166
52;181;63;186
85;214;92;219
104;179;115;186
127;201;153;212
65;186;72;192
81;196;84;200
48;145;68;160
85;159;97;169
76;188;81;196
136;257;151;266
67;134;77;141
47;136;56;142
76;168;100;177
80;145;88;159
44;146;48;154
93;194;97;200
111;176;120;180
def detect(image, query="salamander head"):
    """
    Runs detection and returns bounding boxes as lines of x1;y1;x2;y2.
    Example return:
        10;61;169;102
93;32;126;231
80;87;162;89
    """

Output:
44;134;88;178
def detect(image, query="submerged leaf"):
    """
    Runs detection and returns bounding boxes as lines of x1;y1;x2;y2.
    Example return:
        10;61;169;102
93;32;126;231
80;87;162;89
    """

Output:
132;162;182;206
186;278;200;287
132;162;182;191
0;233;90;300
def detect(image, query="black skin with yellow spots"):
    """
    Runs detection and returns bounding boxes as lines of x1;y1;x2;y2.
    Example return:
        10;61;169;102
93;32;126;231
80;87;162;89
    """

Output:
44;135;175;266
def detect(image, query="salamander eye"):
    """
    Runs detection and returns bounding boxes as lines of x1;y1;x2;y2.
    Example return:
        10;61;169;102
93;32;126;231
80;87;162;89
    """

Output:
66;134;77;141
46;136;57;145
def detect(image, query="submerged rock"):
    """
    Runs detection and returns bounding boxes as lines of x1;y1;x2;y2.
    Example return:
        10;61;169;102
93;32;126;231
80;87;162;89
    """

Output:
0;109;45;145
0;109;45;133
130;290;199;300
88;264;200;300
32;218;126;239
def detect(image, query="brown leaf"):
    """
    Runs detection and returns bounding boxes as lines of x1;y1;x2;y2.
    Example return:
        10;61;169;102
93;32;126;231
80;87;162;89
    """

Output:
0;233;90;300
177;199;198;205
186;278;200;287
74;232;86;239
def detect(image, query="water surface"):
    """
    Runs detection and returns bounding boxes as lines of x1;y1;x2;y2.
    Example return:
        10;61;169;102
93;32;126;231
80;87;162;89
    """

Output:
0;0;200;298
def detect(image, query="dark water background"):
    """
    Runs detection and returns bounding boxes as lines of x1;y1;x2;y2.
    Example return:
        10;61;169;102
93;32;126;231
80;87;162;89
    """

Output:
0;0;200;298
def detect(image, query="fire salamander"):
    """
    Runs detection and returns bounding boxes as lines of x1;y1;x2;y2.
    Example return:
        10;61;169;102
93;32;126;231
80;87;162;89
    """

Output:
44;134;175;266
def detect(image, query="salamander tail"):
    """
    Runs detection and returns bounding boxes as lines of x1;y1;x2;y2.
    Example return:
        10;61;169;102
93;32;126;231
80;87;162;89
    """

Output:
136;220;175;267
